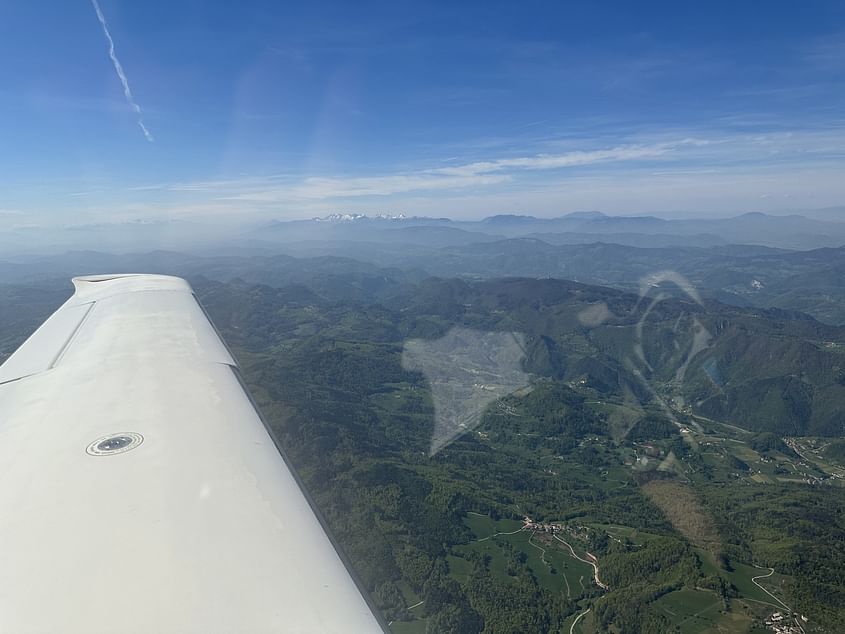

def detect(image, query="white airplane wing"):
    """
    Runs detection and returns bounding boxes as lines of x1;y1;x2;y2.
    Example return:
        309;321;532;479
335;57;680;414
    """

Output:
0;274;386;633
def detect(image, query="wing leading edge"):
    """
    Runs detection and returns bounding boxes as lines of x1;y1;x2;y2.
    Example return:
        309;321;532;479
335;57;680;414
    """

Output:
0;274;386;633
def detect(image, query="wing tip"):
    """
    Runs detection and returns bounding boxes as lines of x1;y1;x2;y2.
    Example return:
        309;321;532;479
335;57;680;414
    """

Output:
71;274;192;301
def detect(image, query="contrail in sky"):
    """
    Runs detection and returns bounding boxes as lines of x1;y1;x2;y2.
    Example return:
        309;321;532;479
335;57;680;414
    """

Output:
90;0;153;142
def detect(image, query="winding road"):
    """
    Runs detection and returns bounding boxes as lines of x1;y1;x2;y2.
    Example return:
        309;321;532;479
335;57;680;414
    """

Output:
554;535;608;590
476;526;525;542
751;568;789;611
569;607;591;634
527;531;548;565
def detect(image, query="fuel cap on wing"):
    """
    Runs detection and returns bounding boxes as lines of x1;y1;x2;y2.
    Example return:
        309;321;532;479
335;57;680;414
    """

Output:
86;432;144;456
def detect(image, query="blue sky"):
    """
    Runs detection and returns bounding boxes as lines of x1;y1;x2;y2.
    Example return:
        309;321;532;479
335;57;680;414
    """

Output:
1;0;844;226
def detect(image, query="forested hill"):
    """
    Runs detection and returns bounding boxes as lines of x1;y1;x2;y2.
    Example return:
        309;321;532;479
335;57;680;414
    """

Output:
197;274;845;437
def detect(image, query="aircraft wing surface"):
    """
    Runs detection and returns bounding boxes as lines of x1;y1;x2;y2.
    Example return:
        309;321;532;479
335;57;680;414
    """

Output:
0;274;385;633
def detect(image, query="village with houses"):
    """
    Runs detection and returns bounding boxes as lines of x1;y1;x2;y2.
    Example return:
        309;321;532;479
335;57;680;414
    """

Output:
763;610;809;634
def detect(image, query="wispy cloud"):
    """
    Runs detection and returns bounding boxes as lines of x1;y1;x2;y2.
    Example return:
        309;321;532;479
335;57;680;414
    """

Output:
184;141;681;202
224;140;711;201
287;173;509;199
431;143;678;177
90;0;153;142
93;128;845;221
804;32;845;72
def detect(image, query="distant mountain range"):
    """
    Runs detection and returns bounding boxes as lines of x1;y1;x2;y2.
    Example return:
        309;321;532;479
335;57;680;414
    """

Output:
2;210;844;256
4;209;845;325
251;210;845;251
